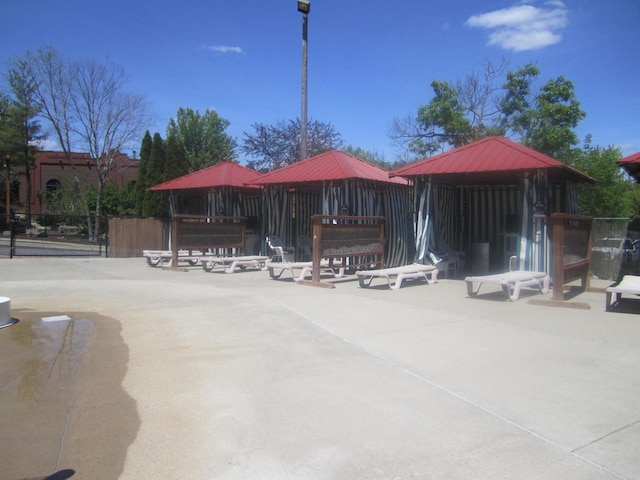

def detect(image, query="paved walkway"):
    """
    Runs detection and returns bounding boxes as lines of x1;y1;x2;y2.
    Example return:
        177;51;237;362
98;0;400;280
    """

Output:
0;258;638;479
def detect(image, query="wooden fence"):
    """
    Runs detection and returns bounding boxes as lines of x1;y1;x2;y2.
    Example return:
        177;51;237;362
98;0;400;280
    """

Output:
108;217;167;258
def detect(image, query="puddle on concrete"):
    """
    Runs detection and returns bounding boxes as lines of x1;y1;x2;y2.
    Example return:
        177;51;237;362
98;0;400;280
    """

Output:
3;316;93;402
0;310;139;480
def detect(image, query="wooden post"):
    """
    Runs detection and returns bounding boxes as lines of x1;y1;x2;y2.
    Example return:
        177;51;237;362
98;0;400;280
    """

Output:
311;217;321;284
171;215;178;268
551;214;565;301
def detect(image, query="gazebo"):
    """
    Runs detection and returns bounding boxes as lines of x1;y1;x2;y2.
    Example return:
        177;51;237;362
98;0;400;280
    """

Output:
149;160;262;219
391;136;594;275
617;151;640;183
149;161;264;253
248;150;413;267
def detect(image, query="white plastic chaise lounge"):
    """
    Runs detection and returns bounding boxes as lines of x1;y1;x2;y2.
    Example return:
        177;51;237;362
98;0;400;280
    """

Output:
356;263;439;290
605;275;640;311
142;249;204;267
201;255;270;274
465;269;550;301
266;236;295;263
267;259;346;282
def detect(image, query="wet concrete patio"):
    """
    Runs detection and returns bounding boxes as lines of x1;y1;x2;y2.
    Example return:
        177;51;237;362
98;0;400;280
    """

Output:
0;258;638;479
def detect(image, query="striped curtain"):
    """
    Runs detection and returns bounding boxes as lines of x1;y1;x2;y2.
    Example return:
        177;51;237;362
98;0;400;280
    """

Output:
518;170;552;272
433;184;461;251
293;190;319;240
321;182;339;215
321;180;411;267
168;192;177;216
322;180;379;216
205;189;262;221
209;189;242;217
384;185;413;266
411;172;582;275
463;183;522;271
413;176;433;263
264;186;293;242
241;194;261;219
414;181;522;271
565;181;579;214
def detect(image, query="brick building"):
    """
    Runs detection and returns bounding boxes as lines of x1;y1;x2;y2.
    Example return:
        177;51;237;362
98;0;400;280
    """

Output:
8;150;138;216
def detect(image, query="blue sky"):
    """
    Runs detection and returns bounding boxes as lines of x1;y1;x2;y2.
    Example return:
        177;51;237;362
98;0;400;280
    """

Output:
1;0;639;162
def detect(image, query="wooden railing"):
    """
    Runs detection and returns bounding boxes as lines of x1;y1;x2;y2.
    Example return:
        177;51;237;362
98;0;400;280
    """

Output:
307;215;385;286
171;215;247;266
550;213;593;301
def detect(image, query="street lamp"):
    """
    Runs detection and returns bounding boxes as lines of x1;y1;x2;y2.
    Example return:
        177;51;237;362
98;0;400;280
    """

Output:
298;0;310;161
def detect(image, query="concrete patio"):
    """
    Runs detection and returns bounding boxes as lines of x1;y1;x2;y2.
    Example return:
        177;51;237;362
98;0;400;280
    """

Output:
0;257;638;479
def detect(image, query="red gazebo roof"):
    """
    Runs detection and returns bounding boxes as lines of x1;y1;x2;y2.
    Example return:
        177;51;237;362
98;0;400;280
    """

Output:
391;136;593;183
248;150;407;187
149;161;262;191
617;151;640;182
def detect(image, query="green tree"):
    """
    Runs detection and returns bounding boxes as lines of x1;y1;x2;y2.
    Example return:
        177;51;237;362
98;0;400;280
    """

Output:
390;61;585;162
502;65;585;161
12;46;150;240
163;133;189;182
134;130;153;214
44;178;83;215
89;183;137;216
141;133;166;217
1;58;45;224
569;137;636;218
166;107;236;171
390;60;507;157
0;94;18;223
342;145;408;171
241;118;342;171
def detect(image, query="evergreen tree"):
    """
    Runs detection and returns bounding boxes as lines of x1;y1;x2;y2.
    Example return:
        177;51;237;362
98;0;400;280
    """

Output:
141;133;166;217
134;130;153;214
4;58;45;225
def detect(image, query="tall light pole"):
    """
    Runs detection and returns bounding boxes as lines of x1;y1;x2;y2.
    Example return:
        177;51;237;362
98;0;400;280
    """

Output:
298;0;310;162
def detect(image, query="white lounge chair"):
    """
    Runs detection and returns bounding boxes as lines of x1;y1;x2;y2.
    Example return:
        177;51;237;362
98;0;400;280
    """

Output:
266;236;295;262
201;255;270;274
356;264;439;290
142;249;204;267
606;275;640;311
465;270;550;301
266;259;346;282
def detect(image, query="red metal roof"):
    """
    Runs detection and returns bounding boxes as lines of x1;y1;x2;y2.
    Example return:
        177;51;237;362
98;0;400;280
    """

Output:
248;150;407;186
391;136;593;183
619;151;640;164
149;161;262;191
617;151;640;182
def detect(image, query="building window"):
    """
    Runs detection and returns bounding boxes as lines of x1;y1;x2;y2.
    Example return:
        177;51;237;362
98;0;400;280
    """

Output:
46;179;61;197
10;180;20;200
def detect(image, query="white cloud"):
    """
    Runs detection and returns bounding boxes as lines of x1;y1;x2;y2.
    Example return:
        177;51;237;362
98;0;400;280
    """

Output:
204;45;245;55
33;139;60;150
466;1;568;52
